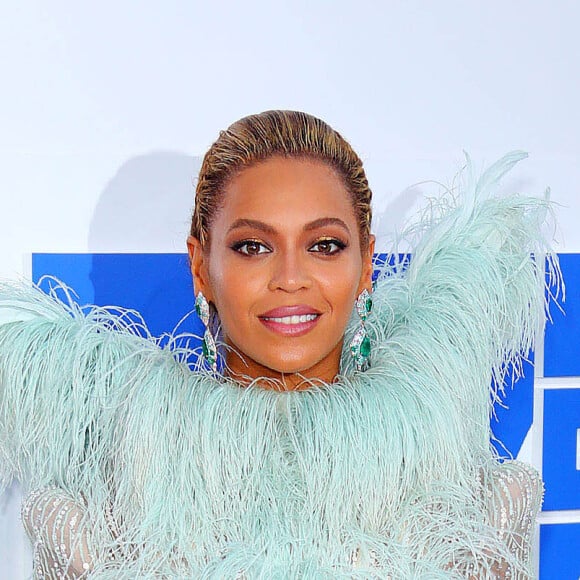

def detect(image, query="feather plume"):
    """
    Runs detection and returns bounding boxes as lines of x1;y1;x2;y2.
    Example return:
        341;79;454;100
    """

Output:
0;153;561;577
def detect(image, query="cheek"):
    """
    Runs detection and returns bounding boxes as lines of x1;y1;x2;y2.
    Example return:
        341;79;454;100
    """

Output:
207;251;363;333
207;255;266;318
315;260;363;316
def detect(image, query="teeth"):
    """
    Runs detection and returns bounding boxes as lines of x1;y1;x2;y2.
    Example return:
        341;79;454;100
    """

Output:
266;314;318;325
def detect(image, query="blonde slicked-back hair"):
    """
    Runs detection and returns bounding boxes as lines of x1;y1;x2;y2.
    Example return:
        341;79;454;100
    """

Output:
191;110;373;249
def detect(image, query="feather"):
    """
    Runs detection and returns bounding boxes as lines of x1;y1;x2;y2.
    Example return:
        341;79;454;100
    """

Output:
0;153;561;577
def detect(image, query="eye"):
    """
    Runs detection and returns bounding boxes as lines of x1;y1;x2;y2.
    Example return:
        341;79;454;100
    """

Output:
309;238;347;255
231;240;271;256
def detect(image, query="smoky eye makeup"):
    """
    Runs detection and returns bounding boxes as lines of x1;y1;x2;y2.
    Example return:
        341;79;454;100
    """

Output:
229;239;272;256
308;236;349;255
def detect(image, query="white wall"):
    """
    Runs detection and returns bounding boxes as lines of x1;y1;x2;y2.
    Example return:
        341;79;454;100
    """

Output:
1;1;579;576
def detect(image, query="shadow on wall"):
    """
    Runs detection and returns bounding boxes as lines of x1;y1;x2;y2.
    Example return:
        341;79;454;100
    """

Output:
88;151;201;253
85;152;426;335
80;156;536;457
82;150;432;363
372;185;423;251
87;152;203;337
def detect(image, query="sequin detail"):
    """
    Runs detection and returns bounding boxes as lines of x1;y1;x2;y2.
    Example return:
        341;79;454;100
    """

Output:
21;460;543;579
22;487;93;579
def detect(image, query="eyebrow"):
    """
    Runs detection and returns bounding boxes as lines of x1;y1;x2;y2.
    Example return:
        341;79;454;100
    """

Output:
227;219;276;235
227;217;351;235
303;217;350;233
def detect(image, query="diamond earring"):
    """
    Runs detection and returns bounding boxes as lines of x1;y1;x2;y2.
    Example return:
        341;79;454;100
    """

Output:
195;292;217;372
349;289;372;371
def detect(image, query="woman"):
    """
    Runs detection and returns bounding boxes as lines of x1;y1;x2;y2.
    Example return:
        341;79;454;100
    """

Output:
0;110;556;578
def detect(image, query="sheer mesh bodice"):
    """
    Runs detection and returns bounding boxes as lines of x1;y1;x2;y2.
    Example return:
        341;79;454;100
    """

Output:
22;461;543;579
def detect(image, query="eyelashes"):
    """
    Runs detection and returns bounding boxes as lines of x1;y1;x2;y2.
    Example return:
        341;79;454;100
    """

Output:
230;237;348;257
308;238;347;255
230;240;271;256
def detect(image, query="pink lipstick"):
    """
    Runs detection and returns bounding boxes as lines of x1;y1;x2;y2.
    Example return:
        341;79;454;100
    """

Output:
258;305;321;337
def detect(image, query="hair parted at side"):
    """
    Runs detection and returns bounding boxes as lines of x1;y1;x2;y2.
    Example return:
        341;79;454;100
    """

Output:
191;110;373;249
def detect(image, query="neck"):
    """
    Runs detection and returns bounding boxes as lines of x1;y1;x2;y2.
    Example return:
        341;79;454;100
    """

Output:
224;345;343;391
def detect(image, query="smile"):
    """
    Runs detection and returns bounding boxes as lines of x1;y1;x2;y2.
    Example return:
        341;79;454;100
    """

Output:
258;306;321;337
263;314;318;325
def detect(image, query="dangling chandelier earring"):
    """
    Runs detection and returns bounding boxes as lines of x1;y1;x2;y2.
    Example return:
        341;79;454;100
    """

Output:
195;292;217;372
350;288;372;371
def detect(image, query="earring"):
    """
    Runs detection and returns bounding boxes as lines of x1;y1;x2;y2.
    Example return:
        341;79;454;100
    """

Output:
195;292;217;372
350;289;372;371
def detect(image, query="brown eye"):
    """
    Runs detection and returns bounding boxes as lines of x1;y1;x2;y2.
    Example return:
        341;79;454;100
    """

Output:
309;239;346;255
232;240;271;256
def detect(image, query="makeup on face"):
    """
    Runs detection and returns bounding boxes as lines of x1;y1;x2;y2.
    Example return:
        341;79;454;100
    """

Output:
190;156;374;388
258;304;322;337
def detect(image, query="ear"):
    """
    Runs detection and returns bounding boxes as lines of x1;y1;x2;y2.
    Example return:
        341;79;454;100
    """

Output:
187;235;213;300
359;234;375;294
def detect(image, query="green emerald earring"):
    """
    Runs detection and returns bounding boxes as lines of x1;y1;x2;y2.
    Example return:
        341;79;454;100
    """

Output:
195;292;217;372
350;288;372;371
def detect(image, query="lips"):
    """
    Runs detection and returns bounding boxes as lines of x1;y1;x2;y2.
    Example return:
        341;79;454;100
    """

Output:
258;305;321;337
266;313;318;325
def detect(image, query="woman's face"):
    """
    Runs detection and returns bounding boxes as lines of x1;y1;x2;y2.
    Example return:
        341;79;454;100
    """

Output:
188;156;374;388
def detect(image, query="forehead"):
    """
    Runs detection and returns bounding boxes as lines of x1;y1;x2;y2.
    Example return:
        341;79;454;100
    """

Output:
217;157;355;226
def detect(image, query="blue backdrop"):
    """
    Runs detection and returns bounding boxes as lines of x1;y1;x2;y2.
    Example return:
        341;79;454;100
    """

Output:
32;252;580;578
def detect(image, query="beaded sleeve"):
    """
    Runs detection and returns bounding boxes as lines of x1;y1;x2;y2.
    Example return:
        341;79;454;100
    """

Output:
20;461;543;579
21;487;93;579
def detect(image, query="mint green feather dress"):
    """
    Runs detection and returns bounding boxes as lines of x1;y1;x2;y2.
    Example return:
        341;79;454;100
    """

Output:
0;153;559;578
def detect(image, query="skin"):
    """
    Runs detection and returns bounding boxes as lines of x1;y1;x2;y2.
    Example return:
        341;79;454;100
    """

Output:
188;156;375;390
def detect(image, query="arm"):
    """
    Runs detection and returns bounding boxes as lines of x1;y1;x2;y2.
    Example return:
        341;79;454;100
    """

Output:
447;461;543;578
484;461;543;577
22;487;94;579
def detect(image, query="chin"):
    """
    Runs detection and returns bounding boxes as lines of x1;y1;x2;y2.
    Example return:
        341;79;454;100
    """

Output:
260;352;328;376
227;335;341;382
275;364;315;376
261;360;311;375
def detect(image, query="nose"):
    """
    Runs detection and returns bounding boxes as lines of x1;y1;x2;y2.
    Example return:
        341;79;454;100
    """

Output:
267;250;313;293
